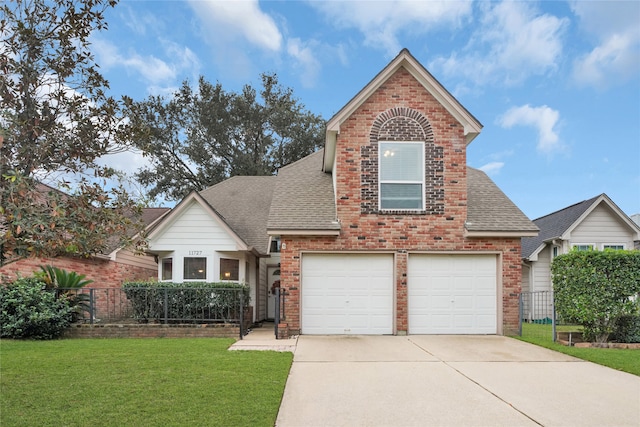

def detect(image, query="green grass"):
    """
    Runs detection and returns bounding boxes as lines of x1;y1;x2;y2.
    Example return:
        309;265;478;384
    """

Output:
0;338;293;427
516;324;640;377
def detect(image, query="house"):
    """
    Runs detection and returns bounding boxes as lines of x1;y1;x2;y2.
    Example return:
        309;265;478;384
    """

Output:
269;49;538;337
148;49;539;335
144;176;281;323
521;193;640;296
0;192;170;288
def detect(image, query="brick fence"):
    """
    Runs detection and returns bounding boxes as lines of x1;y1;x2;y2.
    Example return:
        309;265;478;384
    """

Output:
62;323;240;339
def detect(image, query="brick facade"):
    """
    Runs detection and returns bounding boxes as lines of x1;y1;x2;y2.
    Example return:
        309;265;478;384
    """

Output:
62;323;240;339
280;68;523;336
0;255;157;288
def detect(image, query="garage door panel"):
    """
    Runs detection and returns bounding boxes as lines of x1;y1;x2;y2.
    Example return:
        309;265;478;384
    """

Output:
302;254;393;335
408;254;497;334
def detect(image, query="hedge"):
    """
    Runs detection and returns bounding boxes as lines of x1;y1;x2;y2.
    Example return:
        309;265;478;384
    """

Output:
551;250;640;343
0;277;73;339
122;281;250;324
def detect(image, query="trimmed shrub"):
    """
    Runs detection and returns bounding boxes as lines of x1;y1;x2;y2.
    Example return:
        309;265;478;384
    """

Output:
122;281;250;324
552;250;640;343
0;277;73;339
612;315;640;343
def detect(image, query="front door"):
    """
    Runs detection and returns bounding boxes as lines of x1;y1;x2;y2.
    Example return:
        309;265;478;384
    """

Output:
267;266;281;320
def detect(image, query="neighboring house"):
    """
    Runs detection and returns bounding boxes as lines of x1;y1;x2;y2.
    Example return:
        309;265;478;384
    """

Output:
148;49;539;335
521;194;640;319
0;206;169;288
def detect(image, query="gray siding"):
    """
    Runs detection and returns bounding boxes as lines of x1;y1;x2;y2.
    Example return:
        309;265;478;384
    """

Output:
570;204;635;249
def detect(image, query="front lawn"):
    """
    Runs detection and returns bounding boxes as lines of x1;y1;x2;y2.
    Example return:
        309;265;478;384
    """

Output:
0;338;293;426
516;330;640;376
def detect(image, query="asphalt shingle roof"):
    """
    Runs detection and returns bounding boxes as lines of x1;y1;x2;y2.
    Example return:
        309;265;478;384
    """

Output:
199;176;277;255
466;167;539;234
267;149;340;231
521;195;601;259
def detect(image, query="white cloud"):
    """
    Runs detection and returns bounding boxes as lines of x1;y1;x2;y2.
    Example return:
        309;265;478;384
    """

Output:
430;1;568;86
478;162;504;175
310;0;472;57
189;0;282;52
120;5;163;36
287;38;321;88
571;1;640;88
498;104;562;155
92;38;200;94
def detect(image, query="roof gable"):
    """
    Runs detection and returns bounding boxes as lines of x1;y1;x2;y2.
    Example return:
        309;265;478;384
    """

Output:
522;194;640;259
146;191;249;252
323;48;483;172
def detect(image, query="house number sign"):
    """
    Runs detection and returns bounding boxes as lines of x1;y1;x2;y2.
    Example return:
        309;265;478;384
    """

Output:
188;251;203;255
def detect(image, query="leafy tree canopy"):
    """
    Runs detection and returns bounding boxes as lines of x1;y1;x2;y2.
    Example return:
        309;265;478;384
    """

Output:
0;0;145;263
126;73;325;202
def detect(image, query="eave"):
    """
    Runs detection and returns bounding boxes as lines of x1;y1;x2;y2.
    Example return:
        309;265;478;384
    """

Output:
465;230;539;238
267;229;341;236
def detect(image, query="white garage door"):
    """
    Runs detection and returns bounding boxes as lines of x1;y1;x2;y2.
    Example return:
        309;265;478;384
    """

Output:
408;254;497;334
302;253;394;335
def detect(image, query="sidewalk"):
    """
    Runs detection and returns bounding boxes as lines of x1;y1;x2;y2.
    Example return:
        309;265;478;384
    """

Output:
228;323;298;352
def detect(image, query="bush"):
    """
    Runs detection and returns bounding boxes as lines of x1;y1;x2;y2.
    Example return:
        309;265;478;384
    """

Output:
0;277;73;339
122;281;250;324
552;250;640;343
611;315;640;343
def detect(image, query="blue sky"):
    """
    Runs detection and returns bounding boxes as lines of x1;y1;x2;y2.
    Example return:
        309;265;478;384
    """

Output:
92;0;640;220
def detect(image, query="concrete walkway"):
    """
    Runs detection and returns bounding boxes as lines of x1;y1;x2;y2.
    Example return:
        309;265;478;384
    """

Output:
276;335;640;427
228;323;298;352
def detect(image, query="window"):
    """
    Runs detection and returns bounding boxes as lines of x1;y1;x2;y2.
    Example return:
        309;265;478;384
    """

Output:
184;257;206;280
270;237;281;253
161;258;173;281
603;244;625;250
552;247;559;258
220;258;239;281
379;141;424;210
573;244;594;251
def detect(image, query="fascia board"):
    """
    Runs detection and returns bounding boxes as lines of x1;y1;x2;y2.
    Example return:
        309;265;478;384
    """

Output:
267;229;341;236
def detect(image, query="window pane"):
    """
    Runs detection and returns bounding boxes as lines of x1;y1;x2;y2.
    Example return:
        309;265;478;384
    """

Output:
380;142;422;181
162;258;172;281
184;257;206;280
573;245;593;251
220;258;239;281
603;245;624;250
380;183;422;209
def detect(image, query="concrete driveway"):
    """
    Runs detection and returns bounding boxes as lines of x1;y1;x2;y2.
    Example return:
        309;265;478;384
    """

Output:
276;335;640;427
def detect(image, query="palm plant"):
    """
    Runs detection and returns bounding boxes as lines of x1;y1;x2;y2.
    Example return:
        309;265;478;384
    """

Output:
39;266;93;322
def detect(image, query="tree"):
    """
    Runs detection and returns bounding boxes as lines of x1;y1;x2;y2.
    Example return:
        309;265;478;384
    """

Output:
126;73;325;202
0;0;144;263
551;250;640;343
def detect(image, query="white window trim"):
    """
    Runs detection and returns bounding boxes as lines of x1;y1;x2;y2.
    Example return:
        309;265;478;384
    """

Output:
161;257;173;282
219;257;241;282
572;243;595;251
183;256;207;281
378;140;425;211
602;243;626;250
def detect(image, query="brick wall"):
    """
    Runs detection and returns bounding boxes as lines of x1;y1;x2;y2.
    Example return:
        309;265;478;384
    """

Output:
62;323;240;339
0;255;157;288
280;67;523;336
